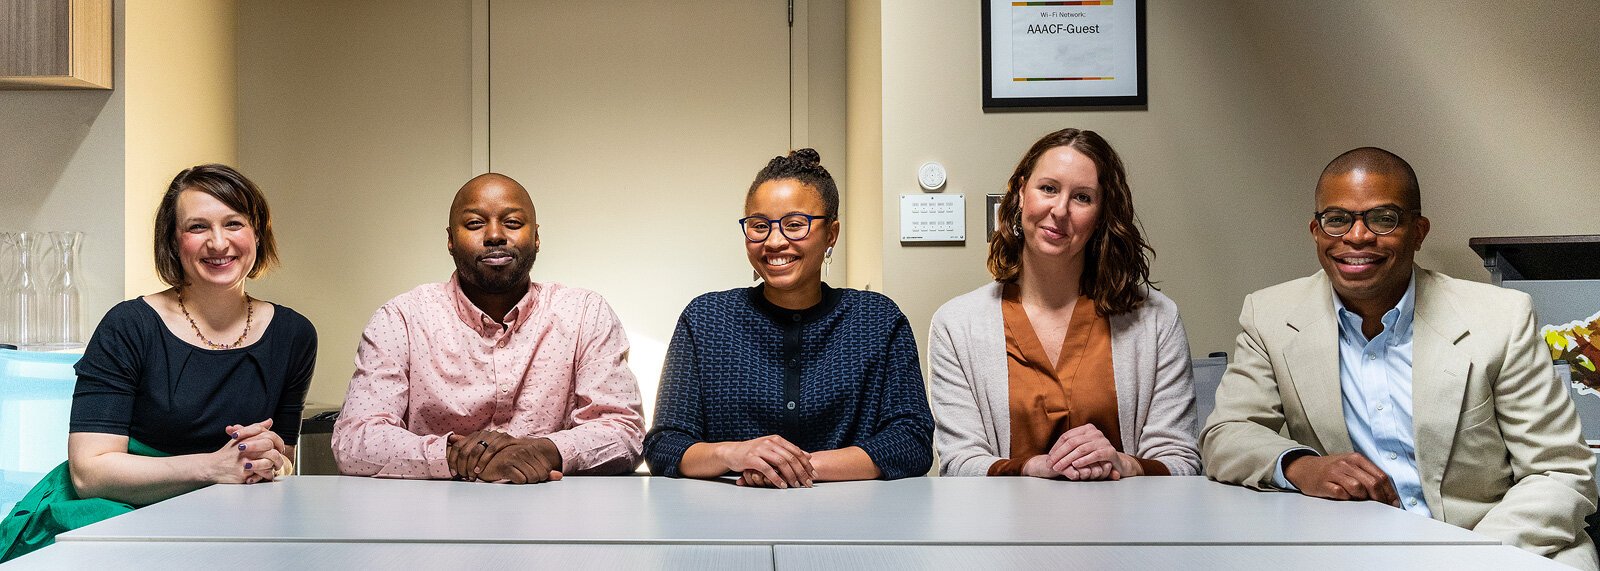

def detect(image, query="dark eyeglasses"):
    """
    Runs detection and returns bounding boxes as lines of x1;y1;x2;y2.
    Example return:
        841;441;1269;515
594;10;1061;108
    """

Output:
1313;207;1419;237
738;213;830;243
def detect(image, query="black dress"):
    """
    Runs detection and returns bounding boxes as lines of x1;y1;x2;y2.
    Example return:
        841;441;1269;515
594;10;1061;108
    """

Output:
69;299;317;454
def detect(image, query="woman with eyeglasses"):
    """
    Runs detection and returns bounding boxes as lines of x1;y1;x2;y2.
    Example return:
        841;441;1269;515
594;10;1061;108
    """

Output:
643;149;933;487
928;128;1200;480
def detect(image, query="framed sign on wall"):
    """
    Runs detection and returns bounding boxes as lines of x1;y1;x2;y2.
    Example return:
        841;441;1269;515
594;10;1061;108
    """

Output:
982;0;1146;109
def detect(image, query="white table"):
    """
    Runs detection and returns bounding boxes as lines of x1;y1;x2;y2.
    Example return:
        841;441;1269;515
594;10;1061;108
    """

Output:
58;475;1494;546
4;542;772;571
5;543;1566;571
773;545;1569;570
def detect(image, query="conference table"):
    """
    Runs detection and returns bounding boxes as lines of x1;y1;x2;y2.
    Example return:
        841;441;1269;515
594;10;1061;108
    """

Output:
6;476;1568;569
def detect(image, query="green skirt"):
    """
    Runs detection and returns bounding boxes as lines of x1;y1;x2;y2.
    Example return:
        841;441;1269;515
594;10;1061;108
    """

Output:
0;439;170;562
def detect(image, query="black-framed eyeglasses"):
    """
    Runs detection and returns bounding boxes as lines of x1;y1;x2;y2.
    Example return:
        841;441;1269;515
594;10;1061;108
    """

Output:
739;213;830;243
1313;207;1419;237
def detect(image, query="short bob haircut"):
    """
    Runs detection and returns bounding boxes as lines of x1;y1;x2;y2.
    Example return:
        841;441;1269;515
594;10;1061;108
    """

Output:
153;164;279;287
986;128;1153;316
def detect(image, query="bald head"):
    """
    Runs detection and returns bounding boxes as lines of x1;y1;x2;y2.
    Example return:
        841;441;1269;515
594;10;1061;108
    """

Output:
1316;147;1421;211
450;173;534;222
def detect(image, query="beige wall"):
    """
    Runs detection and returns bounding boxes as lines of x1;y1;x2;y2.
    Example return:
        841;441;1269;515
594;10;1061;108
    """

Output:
124;0;238;297
843;0;883;291
237;1;476;406
862;0;1600;356
0;1;125;336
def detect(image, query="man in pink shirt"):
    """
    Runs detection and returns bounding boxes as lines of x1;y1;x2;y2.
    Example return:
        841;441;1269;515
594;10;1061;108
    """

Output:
332;173;645;482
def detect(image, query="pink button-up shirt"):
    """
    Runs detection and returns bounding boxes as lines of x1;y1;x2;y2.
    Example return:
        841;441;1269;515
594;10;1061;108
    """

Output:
332;275;645;478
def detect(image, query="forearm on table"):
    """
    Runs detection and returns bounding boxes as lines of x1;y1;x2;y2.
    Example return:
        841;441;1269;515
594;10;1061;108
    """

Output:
544;419;643;474
331;421;449;478
678;442;732;478
811;446;880;482
70;452;217;506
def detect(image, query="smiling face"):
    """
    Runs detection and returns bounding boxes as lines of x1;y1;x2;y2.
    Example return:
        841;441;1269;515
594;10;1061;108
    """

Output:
447;178;539;294
175;188;258;291
744;178;838;299
1312;169;1429;310
1019;145;1103;267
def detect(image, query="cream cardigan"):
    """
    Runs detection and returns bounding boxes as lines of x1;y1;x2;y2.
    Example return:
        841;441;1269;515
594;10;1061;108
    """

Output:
928;282;1202;476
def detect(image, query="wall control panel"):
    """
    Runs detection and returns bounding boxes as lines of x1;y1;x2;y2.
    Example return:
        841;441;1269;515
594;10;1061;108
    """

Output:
900;193;965;243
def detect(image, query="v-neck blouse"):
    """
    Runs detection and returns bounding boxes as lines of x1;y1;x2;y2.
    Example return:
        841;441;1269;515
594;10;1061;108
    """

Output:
988;285;1168;476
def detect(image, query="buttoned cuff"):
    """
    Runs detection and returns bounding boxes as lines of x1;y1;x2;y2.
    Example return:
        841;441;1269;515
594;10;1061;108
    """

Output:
1273;447;1317;490
542;431;579;473
427;434;453;480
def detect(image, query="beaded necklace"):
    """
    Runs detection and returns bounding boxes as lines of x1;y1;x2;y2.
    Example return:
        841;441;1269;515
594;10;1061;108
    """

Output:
176;289;254;349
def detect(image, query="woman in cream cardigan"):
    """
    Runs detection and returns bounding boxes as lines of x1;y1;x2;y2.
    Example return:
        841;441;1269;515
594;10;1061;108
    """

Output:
928;128;1200;479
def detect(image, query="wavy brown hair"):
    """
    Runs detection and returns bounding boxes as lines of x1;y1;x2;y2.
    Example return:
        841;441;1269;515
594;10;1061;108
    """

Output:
986;128;1153;316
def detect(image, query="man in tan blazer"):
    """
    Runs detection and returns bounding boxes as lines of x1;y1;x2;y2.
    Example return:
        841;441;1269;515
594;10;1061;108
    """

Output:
1201;147;1597;569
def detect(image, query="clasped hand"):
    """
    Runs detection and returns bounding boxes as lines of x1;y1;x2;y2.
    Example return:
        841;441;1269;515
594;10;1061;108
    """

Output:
212;418;288;484
720;435;815;489
446;430;563;484
1023;424;1143;481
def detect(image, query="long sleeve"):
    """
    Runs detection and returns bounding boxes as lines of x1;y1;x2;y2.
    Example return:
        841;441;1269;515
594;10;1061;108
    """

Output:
541;294;645;475
643;313;704;477
854;314;934;480
331;304;451;479
1136;308;1202;476
1199;294;1308;489
928;306;1003;477
1470;295;1597;558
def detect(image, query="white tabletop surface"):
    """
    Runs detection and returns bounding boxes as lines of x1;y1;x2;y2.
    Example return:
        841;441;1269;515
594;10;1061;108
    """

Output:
59;475;1495;546
4;542;772;571
773;545;1569;571
6;542;1562;571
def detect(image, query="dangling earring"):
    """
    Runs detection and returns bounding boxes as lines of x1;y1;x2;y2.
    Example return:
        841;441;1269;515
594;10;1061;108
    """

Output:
1011;224;1022;237
824;246;833;278
753;270;760;282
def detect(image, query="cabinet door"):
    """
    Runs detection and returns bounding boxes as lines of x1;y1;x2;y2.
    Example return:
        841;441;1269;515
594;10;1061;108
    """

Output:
0;0;112;89
490;1;792;410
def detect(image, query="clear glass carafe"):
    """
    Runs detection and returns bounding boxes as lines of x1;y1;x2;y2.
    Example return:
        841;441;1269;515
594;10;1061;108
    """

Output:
1;232;42;347
44;231;83;347
0;232;14;344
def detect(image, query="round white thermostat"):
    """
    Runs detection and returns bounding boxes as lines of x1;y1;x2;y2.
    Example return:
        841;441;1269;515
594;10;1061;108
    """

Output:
918;162;947;191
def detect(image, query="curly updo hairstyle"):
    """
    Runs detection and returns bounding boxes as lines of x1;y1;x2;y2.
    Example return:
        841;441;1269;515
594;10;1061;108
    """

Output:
746;148;840;220
987;128;1153;316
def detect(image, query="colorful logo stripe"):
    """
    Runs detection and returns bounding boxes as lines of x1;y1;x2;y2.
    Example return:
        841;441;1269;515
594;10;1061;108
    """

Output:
1012;1;1113;6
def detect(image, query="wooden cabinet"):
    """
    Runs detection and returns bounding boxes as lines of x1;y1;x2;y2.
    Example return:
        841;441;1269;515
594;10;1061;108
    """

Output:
0;0;111;89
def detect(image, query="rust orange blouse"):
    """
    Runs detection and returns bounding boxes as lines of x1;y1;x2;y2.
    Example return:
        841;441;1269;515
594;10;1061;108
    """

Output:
987;285;1168;476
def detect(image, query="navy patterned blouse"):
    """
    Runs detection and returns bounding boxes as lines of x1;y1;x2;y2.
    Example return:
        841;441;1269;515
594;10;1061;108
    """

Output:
644;284;934;480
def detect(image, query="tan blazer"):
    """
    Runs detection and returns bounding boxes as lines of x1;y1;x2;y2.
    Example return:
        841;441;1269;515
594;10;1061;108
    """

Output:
1201;268;1597;568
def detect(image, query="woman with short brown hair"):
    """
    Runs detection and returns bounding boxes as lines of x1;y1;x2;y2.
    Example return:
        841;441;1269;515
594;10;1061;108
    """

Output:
1;164;316;562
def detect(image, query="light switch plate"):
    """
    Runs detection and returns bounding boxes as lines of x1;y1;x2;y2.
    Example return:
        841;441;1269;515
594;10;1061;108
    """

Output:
900;193;965;243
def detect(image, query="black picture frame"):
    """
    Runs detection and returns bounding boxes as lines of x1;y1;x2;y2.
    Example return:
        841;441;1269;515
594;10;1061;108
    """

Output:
982;0;1147;110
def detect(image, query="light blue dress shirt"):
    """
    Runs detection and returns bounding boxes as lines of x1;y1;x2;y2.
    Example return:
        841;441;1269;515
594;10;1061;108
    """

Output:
1274;272;1430;517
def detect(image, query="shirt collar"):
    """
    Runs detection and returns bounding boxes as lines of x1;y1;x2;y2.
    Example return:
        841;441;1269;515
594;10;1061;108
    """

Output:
1333;269;1417;343
448;272;539;337
748;282;843;325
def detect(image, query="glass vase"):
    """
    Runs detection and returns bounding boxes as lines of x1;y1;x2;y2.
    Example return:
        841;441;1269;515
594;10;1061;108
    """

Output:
45;231;83;347
2;232;42;347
